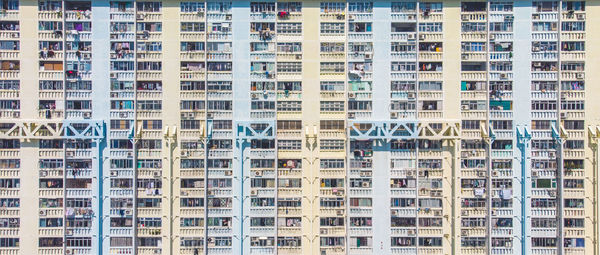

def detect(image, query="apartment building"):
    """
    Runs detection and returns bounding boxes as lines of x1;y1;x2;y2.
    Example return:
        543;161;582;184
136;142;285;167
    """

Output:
0;0;599;255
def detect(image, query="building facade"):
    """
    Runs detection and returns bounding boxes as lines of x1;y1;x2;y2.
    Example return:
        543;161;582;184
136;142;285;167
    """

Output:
0;0;599;255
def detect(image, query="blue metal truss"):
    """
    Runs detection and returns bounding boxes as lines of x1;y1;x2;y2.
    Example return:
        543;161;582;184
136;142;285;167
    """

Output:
0;119;105;140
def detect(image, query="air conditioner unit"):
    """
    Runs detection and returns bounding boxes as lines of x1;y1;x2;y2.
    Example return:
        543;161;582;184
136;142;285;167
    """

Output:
320;228;328;235
576;13;585;20
461;151;470;158
493;171;499;176
40;170;48;177
491;210;497;216
407;34;415;40
12;112;19;118
461;105;470;111
295;54;302;60
335;190;344;196
489;34;496;40
181;191;188;196
434;210;442;216
560;112;568;119
119;112;128;118
65;249;73;255
461;54;468;60
361;182;369;188
407;230;415;236
348;15;354;20
127;151;133;158
461;230;468;236
39;210;47;216
225;170;233;176
66;151;74;157
226;15;232;20
461;211;468;216
532;14;540;20
153;171;161;177
251;93;258;99
207;113;214;119
500;73;507;79
461;15;469;21
110;73;117;78
336;210;344;216
477;171;485;177
83;112;91;119
65;229;73;236
576;73;585;79
250;190;258;196
136;14;145;20
348;93;356;99
125;209;132;215
419;34;426;40
154;249;161;254
532;171;538;177
406;170;415;177
533;47;540;52
391;210;398;216
548;151;556;158
390;112;398;119
364;53;372;60
207;190;214;196
348;113;355;119
407;92;416;99
254;170;262;176
110;171;118;177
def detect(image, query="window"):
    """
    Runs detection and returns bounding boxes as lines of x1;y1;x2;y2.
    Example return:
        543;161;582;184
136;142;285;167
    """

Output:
0;80;19;90
462;42;486;52
320;2;345;13
277;42;301;53
277;62;301;73
490;2;513;12
137;22;162;32
349;22;372;32
207;2;232;13
561;100;584;110
321;42;344;53
348;2;372;13
420;2;442;13
321;81;345;91
137;61;162;71
277;121;301;130
277;23;302;34
181;22;205;32
278;2;301;12
320;22;345;34
137;2;161;12
277;101;301;112
181;2;205;13
562;1;585;11
320;120;344;130
391;42;416;52
320;140;345;150
392;2;416;13
320;101;344;112
461;22;487;32
320;62;345;73
278;140;301;150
